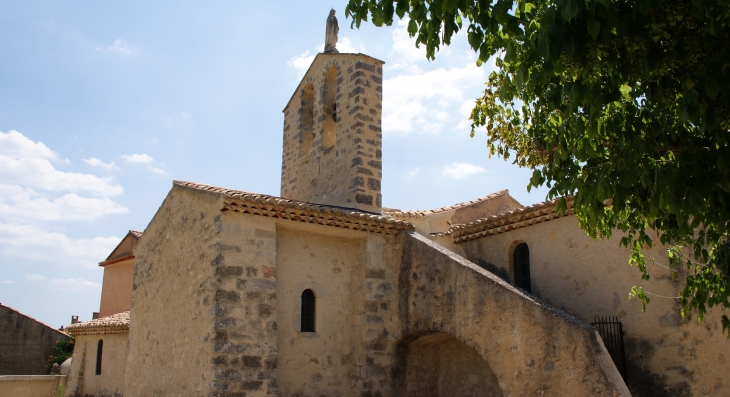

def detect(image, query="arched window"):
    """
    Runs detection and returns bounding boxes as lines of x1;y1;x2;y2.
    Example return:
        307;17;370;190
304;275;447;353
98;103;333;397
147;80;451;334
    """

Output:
299;84;314;158
301;289;315;332
513;243;531;293
95;339;103;375
321;66;337;150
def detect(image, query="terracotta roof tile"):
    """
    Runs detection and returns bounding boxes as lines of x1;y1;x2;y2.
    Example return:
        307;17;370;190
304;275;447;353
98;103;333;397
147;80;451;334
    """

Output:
66;311;130;336
442;197;574;243
174;180;414;235
129;230;142;238
383;190;511;218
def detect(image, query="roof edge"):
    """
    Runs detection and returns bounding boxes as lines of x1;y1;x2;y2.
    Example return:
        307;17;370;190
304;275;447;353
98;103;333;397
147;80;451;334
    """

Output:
384;189;512;218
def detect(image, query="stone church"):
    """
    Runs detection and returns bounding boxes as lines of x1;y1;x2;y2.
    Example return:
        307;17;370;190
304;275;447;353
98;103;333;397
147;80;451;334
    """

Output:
65;12;730;397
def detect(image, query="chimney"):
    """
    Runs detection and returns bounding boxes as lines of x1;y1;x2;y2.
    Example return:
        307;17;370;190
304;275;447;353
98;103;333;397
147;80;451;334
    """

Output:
71;315;79;324
92;312;99;320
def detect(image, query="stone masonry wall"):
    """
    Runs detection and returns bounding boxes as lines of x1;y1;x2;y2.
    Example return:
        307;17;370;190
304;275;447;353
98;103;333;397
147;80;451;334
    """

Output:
394;232;630;396
65;333;127;397
457;215;730;396
124;186;221;396
281;53;384;213
0;304;68;375
208;211;278;397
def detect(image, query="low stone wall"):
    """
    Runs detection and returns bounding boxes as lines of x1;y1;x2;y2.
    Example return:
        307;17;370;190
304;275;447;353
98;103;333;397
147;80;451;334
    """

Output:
0;375;67;397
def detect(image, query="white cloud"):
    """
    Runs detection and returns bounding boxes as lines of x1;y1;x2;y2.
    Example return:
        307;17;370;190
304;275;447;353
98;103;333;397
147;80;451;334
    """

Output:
83;158;119;171
409;167;420;176
442;162;487;180
287;50;316;78
96;39;132;54
146;166;166;175
121;153;153;164
383;64;484;135
49;277;101;293
0;130;57;160
0;185;128;222
0;131;123;196
287;36;365;79
0;280;13;285
25;274;45;281
0;130;126;268
0;222;120;268
336;37;366;54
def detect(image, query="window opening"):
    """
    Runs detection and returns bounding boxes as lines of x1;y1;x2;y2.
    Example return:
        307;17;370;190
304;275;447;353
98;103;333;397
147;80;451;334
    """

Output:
513;243;531;292
95;339;103;375
322;66;337;150
301;289;315;332
299;84;314;158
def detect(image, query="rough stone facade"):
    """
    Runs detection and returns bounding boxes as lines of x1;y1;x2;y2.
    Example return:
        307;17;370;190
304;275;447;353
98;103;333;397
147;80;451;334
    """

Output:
448;215;730;397
65;333;127;397
0;304;68;375
280;53;384;214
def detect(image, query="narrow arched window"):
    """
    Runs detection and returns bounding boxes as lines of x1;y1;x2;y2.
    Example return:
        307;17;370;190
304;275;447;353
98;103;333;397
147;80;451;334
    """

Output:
95;339;103;375
514;243;531;292
321;66;337;150
301;289;315;332
299;84;314;158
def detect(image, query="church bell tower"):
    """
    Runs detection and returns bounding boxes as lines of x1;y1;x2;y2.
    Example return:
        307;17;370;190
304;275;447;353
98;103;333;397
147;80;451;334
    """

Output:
280;10;384;213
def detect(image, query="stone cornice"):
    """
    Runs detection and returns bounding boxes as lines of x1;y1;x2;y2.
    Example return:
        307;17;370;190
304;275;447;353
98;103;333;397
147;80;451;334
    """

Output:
174;181;414;235
446;197;574;243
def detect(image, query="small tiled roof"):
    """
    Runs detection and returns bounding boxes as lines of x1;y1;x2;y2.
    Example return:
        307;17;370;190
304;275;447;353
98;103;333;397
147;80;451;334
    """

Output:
129;230;142;238
444;197;574;243
66;311;130;336
174;181;414;235
383;190;511;218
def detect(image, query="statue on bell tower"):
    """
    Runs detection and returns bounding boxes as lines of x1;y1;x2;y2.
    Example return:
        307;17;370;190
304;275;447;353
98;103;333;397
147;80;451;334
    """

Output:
324;9;339;53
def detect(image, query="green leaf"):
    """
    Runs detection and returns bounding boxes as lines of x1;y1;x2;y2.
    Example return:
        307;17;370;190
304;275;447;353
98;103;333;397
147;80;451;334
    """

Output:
705;78;720;99
505;41;516;62
587;18;600;41
538;35;550;59
561;0;579;22
407;19;418;36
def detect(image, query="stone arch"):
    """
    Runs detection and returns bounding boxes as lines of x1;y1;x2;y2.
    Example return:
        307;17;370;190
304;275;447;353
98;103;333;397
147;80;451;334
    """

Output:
298;83;315;158
393;331;504;397
321;64;339;151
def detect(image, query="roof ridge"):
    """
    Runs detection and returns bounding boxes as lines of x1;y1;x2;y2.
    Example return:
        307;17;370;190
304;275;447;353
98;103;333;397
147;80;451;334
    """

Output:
173;180;414;235
66;311;130;336
383;189;511;218
445;196;575;243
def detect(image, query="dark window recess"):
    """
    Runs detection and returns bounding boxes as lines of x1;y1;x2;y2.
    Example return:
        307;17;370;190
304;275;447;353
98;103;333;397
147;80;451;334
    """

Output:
592;317;627;382
301;289;315;332
513;243;531;292
95;339;103;375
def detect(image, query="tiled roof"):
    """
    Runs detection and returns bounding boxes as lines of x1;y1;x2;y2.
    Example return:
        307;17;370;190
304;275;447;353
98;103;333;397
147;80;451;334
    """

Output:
444;197;574;243
383;190;511;218
66;311;130;336
174;181;414;235
129;230;142;238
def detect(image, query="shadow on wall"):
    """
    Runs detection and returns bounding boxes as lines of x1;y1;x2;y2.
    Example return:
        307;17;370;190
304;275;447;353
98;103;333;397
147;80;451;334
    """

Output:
392;331;503;397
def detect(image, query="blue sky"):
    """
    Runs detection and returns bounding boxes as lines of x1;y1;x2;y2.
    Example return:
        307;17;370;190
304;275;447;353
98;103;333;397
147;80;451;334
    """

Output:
0;1;548;328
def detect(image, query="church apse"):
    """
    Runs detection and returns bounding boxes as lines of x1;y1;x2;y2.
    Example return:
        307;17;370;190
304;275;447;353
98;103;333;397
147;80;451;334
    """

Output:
281;11;384;213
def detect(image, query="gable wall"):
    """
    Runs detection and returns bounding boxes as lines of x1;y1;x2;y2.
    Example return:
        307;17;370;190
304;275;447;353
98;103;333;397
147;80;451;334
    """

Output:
123;186;222;396
0;305;67;375
457;215;730;396
99;259;134;318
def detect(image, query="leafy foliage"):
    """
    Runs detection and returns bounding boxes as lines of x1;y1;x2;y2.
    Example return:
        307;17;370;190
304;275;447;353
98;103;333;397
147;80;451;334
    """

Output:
47;336;74;372
346;0;730;334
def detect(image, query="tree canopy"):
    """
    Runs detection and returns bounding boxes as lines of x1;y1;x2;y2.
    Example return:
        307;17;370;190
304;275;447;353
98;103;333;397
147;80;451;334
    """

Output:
346;0;730;334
